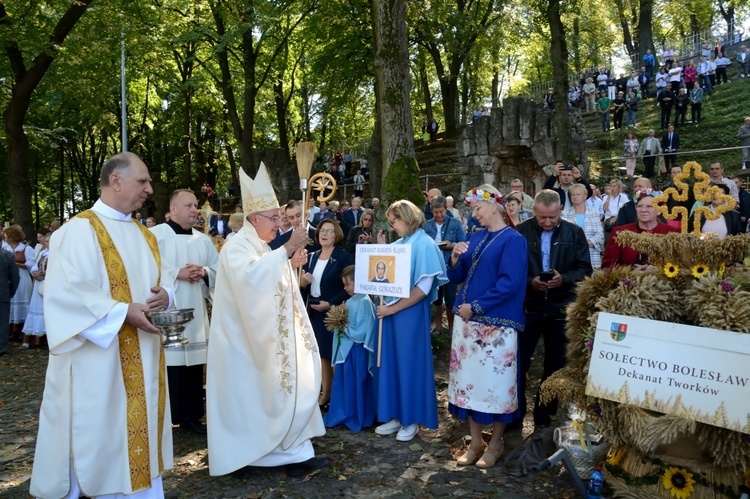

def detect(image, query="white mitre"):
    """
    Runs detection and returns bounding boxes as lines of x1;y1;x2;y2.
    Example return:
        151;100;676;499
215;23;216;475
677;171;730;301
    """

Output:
240;162;279;215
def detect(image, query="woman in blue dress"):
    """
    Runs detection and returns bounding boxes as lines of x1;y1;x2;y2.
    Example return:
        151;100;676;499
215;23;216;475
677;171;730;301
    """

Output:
374;200;447;442
447;185;528;468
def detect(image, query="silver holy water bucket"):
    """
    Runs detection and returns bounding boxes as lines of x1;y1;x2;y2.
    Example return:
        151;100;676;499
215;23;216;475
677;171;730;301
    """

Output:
146;308;194;348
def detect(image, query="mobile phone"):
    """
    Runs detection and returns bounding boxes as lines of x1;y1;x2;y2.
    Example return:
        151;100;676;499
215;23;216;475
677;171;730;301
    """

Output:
539;270;555;282
308;297;321;306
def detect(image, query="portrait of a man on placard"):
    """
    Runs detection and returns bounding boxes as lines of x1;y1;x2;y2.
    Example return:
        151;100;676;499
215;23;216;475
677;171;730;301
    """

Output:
369;257;394;283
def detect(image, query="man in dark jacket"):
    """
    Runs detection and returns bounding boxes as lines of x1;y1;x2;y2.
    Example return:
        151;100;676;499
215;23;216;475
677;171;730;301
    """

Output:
543;162;593;211
733;176;750;231
516;190;593;429
0;246;22;355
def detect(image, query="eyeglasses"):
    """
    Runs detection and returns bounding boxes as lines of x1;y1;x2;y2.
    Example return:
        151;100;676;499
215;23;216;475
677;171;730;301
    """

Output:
319;229;335;235
387;217;400;227
255;213;281;224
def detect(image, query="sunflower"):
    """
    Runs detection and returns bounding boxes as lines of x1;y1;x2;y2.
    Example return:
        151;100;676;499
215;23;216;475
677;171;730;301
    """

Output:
662;467;696;499
664;262;680;278
691;264;709;279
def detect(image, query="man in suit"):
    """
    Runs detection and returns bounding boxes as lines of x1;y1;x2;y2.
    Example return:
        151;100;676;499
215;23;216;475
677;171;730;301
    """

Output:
661;124;679;170
638;129;662;178
0;249;20;356
342;197;364;235
311;201;333;227
270;200;305;250
209;212;230;238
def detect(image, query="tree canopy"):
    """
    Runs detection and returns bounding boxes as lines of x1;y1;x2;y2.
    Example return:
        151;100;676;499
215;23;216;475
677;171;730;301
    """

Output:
0;0;747;232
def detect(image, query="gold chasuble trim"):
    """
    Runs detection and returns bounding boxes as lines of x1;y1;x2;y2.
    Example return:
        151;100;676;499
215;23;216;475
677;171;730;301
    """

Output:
77;210;166;491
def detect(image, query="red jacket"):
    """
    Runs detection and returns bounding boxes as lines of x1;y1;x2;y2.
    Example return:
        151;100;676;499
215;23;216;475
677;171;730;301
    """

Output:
602;222;680;268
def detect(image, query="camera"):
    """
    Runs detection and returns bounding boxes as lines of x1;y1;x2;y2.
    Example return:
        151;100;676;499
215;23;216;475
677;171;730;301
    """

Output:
539;270;555;282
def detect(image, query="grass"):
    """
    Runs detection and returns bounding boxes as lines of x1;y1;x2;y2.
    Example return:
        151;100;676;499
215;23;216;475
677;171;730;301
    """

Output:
582;79;750;184
415;79;750;191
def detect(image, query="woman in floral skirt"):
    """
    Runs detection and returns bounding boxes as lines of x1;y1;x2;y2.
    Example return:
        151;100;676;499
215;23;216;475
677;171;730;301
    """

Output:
447;185;528;468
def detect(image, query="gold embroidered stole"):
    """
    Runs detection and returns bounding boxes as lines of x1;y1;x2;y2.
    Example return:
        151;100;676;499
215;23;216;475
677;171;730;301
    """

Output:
77;210;166;492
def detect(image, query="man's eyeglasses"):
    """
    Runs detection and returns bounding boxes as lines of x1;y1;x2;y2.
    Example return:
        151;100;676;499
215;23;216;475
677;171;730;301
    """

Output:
256;213;281;224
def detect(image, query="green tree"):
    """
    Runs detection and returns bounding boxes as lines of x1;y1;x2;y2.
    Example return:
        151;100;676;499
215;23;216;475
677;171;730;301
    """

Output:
0;0;94;235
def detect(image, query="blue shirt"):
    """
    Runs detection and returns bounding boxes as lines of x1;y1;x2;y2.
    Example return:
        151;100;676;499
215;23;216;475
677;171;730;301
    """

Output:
541;229;553;271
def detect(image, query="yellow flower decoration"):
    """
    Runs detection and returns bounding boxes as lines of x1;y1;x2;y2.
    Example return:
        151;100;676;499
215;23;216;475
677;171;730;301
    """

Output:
651;161;735;234
691;264;709;279
483;191;490;201
607;446;624;466
664;262;680;278
718;262;726;277
662;467;696;499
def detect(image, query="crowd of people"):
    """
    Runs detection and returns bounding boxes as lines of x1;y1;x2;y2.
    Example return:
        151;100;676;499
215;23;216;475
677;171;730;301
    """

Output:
5;145;750;497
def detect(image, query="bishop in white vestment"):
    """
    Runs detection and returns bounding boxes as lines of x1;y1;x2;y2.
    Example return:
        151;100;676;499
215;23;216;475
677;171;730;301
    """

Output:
30;153;174;499
206;163;327;478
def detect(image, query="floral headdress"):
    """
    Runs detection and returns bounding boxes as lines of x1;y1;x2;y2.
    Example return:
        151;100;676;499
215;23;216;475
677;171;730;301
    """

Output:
465;188;504;205
633;188;662;202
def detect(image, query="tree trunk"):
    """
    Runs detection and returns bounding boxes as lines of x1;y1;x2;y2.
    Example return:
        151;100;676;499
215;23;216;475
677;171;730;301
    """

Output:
547;0;573;164
372;0;419;204
637;0;656;66
418;49;432;123
181;88;193;187
274;77;291;162
572;17;581;75
0;0;93;235
439;78;460;137
614;0;636;57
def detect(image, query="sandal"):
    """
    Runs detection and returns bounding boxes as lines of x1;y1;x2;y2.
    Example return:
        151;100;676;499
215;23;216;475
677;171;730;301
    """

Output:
457;444;485;466
476;444;504;469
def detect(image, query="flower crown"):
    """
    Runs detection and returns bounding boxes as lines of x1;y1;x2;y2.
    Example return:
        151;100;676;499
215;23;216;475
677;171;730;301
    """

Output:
465;188;504;205
633;188;662;202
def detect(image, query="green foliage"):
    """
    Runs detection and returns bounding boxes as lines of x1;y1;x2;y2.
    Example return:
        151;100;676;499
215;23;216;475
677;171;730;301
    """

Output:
381;155;422;207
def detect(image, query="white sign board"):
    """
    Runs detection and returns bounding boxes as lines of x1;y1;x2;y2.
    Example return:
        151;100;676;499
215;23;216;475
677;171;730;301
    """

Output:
586;312;750;432
354;244;412;298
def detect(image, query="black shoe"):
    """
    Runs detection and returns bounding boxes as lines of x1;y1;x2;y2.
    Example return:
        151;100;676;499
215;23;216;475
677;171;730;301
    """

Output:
231;466;262;479
180;420;207;435
286;457;330;478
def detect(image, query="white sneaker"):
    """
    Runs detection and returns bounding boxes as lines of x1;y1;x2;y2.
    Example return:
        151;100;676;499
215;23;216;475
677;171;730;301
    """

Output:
396;423;419;442
375;419;401;435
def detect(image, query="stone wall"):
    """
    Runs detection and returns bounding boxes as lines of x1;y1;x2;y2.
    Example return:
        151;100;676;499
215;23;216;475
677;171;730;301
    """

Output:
456;97;589;195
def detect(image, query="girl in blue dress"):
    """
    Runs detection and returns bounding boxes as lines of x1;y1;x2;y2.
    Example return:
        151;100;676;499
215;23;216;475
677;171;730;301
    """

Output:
374;200;447;442
324;265;376;432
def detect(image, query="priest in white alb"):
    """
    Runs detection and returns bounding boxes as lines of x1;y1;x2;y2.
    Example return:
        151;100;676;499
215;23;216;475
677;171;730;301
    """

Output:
150;189;218;435
206;163;329;479
30;152;174;499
